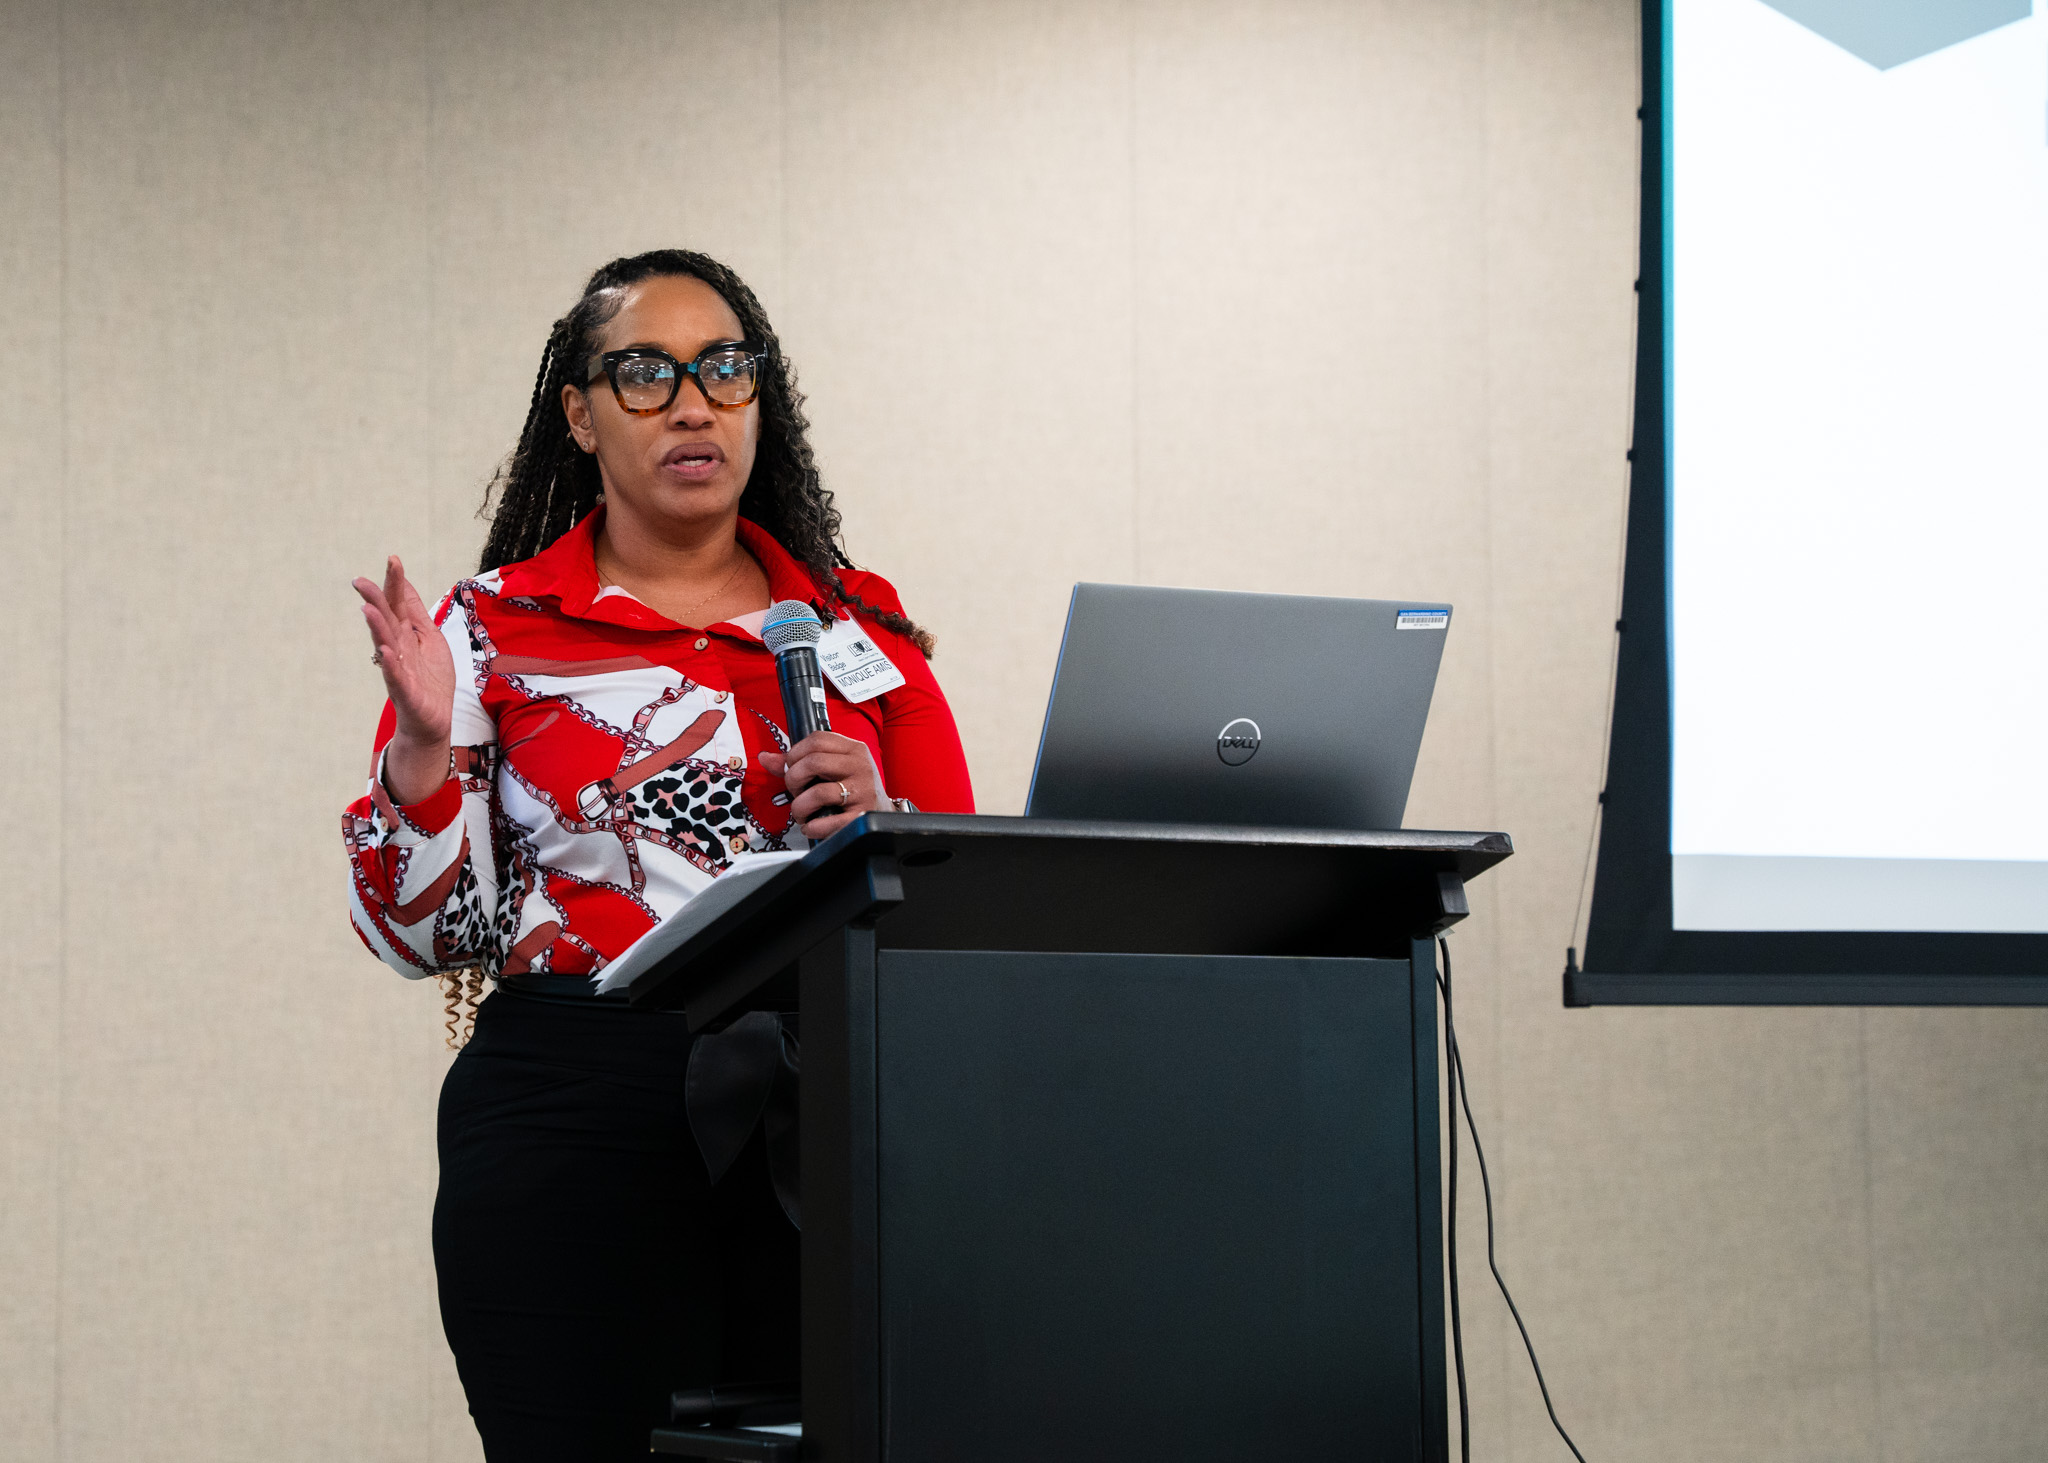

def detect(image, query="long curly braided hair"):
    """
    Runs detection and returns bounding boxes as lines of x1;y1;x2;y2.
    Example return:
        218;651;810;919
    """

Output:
478;248;934;657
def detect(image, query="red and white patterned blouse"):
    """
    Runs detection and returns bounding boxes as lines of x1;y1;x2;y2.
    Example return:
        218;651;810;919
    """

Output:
343;509;974;981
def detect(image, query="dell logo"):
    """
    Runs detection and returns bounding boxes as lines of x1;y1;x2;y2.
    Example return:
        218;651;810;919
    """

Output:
1216;717;1262;766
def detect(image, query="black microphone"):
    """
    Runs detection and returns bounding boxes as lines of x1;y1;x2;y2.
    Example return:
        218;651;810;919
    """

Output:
762;599;831;745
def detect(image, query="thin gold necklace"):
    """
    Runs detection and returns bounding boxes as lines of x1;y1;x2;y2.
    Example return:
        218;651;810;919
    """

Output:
598;547;752;624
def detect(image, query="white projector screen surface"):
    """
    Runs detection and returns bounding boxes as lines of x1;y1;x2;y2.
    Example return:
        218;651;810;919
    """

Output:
1669;0;2048;932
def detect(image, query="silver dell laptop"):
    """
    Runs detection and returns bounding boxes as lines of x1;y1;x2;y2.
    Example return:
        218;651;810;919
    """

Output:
1024;583;1451;830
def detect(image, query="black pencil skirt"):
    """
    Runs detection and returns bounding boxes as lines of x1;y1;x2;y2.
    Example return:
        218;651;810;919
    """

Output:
433;988;800;1461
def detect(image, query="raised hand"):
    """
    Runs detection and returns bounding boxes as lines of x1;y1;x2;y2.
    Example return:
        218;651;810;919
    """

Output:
353;555;457;805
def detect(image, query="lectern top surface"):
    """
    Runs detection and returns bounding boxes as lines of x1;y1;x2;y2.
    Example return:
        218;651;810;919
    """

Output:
626;813;1512;1015
815;811;1510;862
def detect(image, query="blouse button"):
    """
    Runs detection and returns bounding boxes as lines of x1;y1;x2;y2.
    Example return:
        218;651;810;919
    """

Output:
714;690;728;703
727;755;744;771
694;637;709;651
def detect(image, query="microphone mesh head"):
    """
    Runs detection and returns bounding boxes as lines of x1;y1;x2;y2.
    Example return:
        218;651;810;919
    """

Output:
761;599;825;654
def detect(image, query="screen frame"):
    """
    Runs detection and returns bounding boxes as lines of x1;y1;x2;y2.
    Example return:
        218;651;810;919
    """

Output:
1570;0;2048;1006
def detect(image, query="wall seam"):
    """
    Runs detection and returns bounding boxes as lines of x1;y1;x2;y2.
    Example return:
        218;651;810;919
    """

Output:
419;0;438;1450
425;0;438;588
1857;1011;1888;1463
1127;0;1140;584
52;1;71;1458
1474;2;1513;1455
778;0;790;331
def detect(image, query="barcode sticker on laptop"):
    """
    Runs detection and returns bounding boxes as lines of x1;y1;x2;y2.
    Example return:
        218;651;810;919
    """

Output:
1396;610;1449;630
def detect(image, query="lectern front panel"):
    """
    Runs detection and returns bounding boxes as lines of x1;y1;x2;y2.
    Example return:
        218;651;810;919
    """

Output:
873;950;1429;1461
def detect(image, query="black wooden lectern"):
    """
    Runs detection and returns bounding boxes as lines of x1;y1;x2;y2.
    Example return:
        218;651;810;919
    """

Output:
634;813;1511;1463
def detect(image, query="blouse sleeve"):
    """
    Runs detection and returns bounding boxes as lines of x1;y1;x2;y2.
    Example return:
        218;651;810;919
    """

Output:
849;573;976;814
341;588;502;978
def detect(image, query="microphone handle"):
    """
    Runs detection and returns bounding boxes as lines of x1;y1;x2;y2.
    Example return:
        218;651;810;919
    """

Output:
775;645;832;744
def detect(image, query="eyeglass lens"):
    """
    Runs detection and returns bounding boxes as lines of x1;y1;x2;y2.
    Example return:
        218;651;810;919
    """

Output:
694;349;758;406
611;349;759;411
611;355;678;411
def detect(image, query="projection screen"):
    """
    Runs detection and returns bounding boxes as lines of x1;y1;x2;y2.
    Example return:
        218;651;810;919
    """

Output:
1574;0;2048;1003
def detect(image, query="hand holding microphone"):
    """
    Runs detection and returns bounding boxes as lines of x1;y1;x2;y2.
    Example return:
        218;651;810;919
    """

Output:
759;599;884;840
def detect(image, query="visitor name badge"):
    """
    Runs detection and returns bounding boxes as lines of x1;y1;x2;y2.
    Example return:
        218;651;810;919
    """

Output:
816;617;906;703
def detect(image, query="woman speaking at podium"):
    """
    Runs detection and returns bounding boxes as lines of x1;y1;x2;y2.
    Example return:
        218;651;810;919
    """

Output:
340;250;973;1460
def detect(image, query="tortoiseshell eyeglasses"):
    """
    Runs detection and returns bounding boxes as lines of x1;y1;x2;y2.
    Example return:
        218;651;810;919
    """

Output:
586;341;770;414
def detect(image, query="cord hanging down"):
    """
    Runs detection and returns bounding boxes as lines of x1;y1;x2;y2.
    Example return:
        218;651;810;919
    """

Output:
1437;936;1589;1463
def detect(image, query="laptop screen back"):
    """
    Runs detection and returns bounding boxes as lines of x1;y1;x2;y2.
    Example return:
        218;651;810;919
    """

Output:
1024;583;1451;831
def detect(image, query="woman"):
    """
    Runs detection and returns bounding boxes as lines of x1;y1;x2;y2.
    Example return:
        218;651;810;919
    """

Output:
342;249;973;1459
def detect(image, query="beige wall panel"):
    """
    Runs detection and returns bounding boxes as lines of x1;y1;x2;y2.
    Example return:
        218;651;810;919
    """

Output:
1446;2;1646;1454
780;0;1138;814
58;3;452;1459
1132;0;1499;842
0;4;65;1458
1465;0;1616;1447
1864;1009;2048;1463
1468;3;1908;1458
1475;0;1639;915
419;2;784;601
1496;1009;1883;1461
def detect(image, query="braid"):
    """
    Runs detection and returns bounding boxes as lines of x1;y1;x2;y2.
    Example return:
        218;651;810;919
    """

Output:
477;250;935;658
822;572;936;658
480;315;602;576
436;965;484;1050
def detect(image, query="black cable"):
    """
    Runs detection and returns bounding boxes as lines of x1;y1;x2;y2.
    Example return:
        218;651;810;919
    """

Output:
1442;944;1470;1463
1436;937;1589;1463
